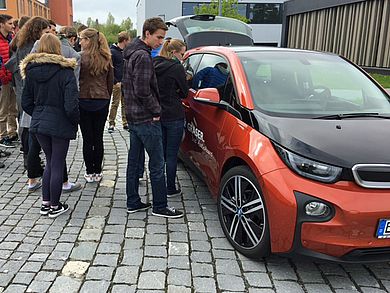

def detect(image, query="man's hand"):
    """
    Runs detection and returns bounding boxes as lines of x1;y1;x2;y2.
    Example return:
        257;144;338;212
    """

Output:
152;116;160;121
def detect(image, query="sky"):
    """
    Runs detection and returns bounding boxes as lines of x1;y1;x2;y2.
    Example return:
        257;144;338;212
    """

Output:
73;0;138;27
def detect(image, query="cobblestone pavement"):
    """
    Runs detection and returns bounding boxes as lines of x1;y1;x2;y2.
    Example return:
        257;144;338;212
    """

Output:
0;125;390;293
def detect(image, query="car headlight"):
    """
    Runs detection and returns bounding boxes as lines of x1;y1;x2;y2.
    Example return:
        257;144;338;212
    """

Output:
274;144;342;183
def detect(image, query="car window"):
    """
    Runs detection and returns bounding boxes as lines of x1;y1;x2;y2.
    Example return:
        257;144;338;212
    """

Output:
238;51;390;117
192;54;230;90
183;54;203;88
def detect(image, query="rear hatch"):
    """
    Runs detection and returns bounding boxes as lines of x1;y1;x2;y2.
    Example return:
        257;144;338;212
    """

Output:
166;14;254;49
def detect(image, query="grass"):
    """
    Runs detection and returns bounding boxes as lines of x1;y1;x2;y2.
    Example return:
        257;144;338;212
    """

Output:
370;73;390;88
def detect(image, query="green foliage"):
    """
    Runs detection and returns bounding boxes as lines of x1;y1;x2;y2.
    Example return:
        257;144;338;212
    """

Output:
370;73;390;88
79;13;137;44
194;0;249;23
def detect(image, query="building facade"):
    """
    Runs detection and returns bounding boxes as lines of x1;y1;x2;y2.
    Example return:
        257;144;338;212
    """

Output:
0;0;50;19
283;0;390;69
137;0;287;46
48;0;73;26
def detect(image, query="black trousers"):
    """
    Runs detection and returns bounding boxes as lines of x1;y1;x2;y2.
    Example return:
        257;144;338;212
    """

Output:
27;131;68;182
79;105;109;174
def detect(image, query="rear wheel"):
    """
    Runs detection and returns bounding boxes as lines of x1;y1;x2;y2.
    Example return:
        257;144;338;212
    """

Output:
218;166;270;258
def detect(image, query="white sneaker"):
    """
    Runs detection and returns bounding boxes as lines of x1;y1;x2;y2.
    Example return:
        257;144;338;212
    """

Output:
84;173;94;183
94;173;103;182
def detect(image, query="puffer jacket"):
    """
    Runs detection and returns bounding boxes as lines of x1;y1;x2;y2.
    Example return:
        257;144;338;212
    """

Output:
0;32;12;85
20;53;80;139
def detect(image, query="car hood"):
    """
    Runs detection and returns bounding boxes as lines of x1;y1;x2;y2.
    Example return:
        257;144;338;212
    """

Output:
253;111;390;168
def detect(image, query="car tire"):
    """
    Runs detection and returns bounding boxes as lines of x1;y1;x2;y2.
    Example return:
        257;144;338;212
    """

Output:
218;165;270;258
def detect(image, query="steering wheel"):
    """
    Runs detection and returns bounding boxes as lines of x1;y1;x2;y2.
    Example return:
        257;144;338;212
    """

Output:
307;85;331;108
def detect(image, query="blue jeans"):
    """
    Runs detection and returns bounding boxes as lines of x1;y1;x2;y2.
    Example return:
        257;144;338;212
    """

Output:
161;119;184;193
126;121;167;210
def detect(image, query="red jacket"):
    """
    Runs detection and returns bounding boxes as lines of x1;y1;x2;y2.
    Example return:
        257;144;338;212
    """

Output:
0;32;12;85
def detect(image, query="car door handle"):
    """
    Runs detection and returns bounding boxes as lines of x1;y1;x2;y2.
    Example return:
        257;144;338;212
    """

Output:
182;101;190;109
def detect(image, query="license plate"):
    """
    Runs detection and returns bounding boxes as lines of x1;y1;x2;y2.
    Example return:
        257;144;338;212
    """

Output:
376;219;390;238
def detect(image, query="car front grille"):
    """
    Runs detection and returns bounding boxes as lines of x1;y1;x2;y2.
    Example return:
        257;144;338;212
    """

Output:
352;164;390;189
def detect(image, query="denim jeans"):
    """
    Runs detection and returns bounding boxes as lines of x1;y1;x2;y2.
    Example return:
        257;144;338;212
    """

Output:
161;119;184;193
126;121;167;210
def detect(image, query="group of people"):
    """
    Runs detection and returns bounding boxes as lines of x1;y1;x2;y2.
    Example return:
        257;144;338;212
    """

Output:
0;15;189;219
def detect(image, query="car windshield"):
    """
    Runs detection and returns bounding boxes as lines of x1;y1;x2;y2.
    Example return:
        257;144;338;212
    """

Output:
238;51;390;117
182;16;251;37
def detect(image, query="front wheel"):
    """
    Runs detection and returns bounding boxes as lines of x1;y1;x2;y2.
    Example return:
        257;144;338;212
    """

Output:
217;166;270;258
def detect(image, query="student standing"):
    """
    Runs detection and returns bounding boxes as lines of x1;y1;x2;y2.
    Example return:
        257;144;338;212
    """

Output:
21;33;79;217
108;31;130;133
0;14;18;148
79;28;113;183
123;17;183;218
153;39;188;198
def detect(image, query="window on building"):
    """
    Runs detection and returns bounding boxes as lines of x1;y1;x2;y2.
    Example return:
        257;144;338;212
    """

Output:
182;2;208;16
247;3;282;24
0;0;6;9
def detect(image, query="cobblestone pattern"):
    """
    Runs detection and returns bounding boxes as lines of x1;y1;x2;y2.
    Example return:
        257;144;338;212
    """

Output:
0;122;389;293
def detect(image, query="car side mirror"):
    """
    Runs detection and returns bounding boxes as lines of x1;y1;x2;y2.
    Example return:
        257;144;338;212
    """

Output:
194;88;221;106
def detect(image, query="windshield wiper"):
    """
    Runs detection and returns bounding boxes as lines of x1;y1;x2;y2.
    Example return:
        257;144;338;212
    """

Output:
313;113;390;120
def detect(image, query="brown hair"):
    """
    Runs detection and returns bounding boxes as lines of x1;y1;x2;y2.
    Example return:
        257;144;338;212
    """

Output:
80;28;112;76
77;24;87;34
159;38;186;60
117;31;130;43
17;16;50;48
142;17;168;39
18;16;31;29
59;26;77;38
37;33;61;55
0;14;12;24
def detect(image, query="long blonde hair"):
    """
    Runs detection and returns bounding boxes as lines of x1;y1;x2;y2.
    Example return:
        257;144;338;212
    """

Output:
80;28;112;76
37;33;61;55
159;38;186;60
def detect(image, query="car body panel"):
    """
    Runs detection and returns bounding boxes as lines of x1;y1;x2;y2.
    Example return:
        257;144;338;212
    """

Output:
179;44;390;261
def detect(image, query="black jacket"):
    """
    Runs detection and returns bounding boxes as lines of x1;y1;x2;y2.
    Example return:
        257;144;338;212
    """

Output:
153;56;188;121
21;53;80;139
122;38;160;123
110;43;124;84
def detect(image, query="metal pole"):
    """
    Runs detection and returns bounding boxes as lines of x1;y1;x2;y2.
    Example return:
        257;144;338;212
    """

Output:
218;0;222;16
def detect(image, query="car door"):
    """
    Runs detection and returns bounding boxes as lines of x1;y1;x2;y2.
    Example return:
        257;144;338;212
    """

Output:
182;53;231;188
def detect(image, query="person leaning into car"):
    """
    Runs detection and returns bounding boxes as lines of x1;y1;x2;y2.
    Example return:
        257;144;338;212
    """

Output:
122;17;184;218
153;38;188;198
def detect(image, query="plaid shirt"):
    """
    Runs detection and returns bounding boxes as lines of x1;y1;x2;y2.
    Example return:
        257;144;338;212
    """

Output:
122;38;161;124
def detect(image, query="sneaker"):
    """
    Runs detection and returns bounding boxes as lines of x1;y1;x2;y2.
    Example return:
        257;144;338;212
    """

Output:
8;134;18;143
108;126;114;133
19;147;24;154
127;202;152;214
84;173;94;183
0;149;11;157
167;188;182;198
94;173;103;182
152;206;184;218
62;182;82;193
48;202;69;218
40;204;50;215
27;181;42;193
0;137;15;148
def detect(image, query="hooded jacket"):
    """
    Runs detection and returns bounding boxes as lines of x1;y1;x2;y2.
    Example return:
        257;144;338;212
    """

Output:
20;53;80;139
122;38;160;123
110;43;124;84
153;56;188;122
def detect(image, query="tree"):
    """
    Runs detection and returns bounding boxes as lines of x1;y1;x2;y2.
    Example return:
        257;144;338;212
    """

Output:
106;12;115;26
194;0;249;23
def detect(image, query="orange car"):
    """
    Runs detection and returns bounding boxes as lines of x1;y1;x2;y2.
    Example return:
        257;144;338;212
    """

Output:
168;15;390;262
